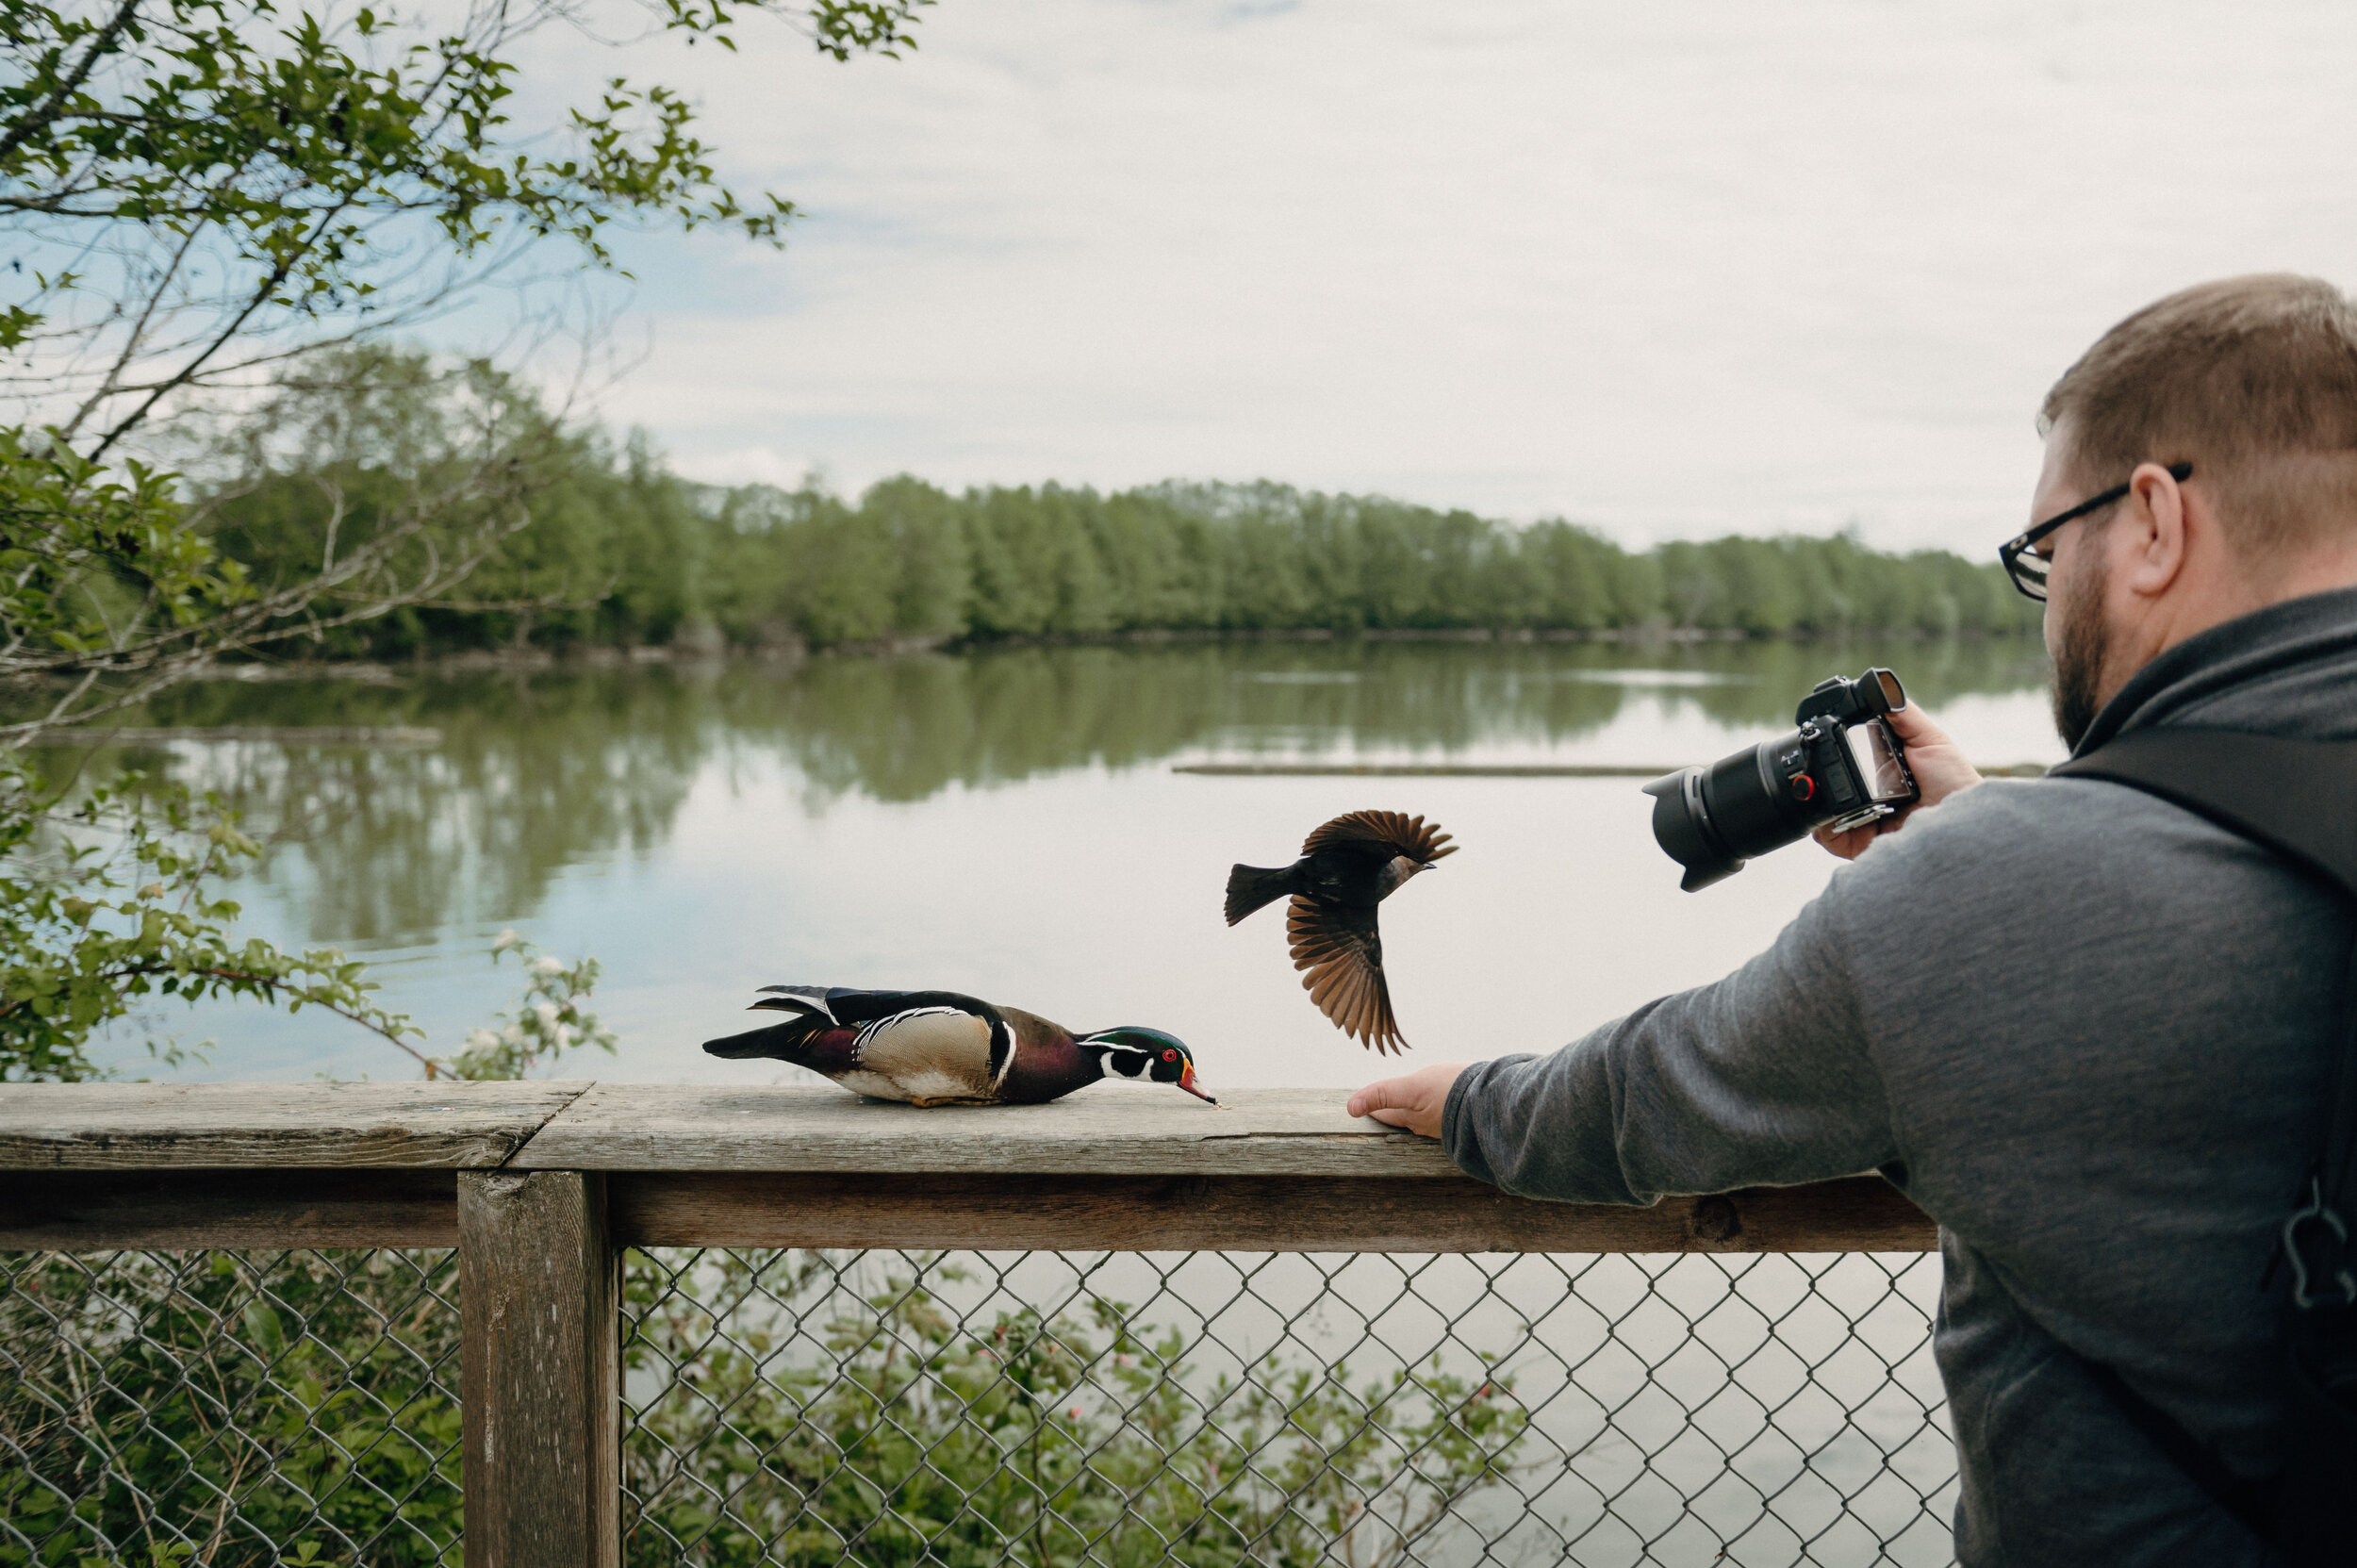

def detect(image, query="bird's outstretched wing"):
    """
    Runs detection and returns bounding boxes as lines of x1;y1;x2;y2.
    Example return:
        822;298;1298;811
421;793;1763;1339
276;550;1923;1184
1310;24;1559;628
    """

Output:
1300;810;1458;866
1286;896;1406;1053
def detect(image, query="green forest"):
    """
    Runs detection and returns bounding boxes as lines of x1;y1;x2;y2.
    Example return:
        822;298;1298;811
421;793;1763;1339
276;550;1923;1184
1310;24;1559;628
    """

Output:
191;350;2040;661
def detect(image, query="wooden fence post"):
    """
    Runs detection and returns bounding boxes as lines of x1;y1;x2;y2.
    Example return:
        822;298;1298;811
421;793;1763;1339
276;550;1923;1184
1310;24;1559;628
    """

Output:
459;1169;619;1568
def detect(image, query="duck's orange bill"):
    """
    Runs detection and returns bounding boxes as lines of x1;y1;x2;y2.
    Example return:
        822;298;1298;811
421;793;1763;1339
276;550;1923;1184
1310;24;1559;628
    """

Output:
1178;1065;1217;1104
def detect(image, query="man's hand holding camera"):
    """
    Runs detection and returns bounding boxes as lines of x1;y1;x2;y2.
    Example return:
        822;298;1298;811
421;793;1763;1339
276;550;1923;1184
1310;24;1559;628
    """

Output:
1812;703;1984;861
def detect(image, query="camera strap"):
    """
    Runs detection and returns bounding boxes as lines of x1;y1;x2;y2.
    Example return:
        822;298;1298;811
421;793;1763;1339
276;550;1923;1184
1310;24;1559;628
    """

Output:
2052;726;2357;1556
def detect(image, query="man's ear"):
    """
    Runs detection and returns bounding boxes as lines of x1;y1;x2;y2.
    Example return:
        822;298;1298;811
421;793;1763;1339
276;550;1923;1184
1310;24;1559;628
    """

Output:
2123;460;2190;600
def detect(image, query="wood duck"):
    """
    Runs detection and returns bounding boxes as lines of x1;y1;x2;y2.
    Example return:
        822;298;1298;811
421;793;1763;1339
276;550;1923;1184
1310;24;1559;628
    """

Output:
702;985;1216;1108
1225;809;1458;1054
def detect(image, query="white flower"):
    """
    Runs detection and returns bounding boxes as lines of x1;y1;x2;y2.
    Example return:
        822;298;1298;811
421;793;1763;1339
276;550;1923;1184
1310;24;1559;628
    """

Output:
491;928;521;953
533;1001;561;1030
531;955;564;980
465;1029;499;1051
501;1023;524;1046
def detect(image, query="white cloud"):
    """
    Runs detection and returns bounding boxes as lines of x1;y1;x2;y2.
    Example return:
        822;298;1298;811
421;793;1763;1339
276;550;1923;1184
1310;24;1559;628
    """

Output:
503;0;2357;549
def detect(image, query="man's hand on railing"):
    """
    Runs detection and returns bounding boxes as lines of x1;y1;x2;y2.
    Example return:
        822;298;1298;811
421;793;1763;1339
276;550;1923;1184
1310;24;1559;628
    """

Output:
1813;703;1985;861
1347;1062;1468;1140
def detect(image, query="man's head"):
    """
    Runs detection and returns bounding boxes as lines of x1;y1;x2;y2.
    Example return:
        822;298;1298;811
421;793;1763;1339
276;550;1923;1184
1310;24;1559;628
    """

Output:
2033;274;2357;746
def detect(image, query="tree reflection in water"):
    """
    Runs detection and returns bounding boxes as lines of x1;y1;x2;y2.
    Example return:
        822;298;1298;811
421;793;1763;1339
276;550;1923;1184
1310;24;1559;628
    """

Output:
57;638;2046;948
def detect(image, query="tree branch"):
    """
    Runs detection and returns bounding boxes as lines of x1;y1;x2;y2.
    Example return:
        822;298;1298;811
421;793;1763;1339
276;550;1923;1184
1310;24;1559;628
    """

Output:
0;0;144;169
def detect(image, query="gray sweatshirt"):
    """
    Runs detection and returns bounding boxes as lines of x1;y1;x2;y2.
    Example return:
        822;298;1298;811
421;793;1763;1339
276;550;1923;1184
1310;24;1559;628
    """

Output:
1442;586;2357;1566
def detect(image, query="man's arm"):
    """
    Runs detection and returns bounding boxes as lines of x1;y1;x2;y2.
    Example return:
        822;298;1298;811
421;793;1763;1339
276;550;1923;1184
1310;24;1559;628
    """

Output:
1352;886;1903;1204
1350;703;1979;1199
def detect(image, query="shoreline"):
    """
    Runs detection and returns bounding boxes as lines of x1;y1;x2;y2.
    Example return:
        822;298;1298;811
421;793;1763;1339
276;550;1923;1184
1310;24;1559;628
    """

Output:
128;623;2039;685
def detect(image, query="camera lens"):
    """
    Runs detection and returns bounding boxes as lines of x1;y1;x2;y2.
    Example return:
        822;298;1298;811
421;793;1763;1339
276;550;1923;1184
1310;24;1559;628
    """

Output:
1645;730;1818;893
1645;668;1920;892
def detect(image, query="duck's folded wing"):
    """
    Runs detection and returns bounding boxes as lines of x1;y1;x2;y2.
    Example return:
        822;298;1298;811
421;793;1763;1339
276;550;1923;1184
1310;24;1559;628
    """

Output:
852;1005;1002;1088
1285;896;1406;1053
755;986;987;1026
1300;810;1458;865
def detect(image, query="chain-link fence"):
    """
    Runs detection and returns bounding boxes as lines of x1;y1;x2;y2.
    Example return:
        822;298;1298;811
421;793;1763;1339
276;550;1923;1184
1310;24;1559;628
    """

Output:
1;1247;465;1566
4;1245;1954;1567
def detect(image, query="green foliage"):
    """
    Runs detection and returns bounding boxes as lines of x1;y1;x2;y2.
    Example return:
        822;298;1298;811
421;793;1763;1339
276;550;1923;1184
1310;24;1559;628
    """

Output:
0;1248;465;1566
1;1249;1527;1566
0;732;615;1082
28;348;2033;681
438;930;618;1081
623;1252;1532;1565
0;0;932;735
0;344;584;733
2;0;930;440
182;407;2040;661
0;755;419;1081
0;0;925;1085
0;429;251;669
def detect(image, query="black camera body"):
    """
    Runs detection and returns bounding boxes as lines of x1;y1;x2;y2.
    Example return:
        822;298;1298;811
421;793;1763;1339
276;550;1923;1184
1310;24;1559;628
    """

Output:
1644;668;1918;892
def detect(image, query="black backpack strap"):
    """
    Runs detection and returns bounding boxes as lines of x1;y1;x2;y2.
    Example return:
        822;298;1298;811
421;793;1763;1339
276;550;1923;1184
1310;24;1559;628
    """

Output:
2052;729;2357;1213
2050;729;2357;895
2052;728;2357;1557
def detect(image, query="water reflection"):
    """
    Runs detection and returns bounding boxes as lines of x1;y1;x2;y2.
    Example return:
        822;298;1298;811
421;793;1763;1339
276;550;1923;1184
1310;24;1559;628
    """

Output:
58;637;2048;949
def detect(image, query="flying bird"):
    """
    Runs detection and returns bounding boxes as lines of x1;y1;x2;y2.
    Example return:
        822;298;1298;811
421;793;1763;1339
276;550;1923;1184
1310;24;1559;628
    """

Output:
702;985;1215;1108
1225;809;1458;1053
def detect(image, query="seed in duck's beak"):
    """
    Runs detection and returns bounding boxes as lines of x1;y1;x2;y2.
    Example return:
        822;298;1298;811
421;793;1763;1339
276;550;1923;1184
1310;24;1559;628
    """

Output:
1178;1065;1218;1105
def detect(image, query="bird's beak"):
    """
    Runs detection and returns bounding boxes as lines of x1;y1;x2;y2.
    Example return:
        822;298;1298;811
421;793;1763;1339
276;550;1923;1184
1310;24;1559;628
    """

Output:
1178;1064;1218;1105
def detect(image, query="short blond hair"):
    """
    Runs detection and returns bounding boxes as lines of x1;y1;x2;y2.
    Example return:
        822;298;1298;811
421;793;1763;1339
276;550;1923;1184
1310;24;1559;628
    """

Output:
2042;274;2357;553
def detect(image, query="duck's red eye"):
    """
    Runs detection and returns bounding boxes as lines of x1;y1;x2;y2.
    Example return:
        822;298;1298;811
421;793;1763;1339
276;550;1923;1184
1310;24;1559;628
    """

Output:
1162;1049;1178;1062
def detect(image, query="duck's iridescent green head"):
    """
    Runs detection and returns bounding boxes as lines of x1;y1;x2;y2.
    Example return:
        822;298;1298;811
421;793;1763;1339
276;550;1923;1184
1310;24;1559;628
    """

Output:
1080;1027;1215;1104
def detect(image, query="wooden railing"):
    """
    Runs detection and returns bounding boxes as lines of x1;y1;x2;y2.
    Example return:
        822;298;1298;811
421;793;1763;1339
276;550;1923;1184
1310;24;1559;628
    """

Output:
0;1082;1937;1567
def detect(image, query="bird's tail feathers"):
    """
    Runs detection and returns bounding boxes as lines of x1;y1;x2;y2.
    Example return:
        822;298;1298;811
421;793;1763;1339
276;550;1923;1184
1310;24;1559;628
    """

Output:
1225;865;1294;926
704;1015;826;1061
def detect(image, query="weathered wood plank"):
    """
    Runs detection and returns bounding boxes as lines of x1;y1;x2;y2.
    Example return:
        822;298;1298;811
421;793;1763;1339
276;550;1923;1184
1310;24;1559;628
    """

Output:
611;1172;1937;1253
0;1081;591;1170
0;1169;457;1249
516;1085;1463;1176
461;1170;618;1568
0;1168;1935;1254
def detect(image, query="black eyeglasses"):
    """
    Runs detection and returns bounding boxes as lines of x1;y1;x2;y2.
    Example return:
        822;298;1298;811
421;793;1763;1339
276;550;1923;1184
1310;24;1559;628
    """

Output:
1998;462;2193;602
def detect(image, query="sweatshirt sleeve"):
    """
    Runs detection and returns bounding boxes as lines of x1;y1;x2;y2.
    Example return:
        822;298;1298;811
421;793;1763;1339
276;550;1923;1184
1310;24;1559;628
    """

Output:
1440;881;1899;1204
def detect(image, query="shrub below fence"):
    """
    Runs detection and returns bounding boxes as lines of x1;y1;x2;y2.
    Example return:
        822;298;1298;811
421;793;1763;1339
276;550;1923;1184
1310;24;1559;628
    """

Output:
4;1245;1954;1568
3;1248;464;1566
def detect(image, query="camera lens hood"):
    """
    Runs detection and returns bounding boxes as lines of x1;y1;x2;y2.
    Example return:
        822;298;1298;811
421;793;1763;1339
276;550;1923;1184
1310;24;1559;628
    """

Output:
1643;767;1746;893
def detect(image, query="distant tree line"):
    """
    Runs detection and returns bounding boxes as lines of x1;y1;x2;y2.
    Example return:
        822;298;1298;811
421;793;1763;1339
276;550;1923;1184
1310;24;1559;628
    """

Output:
190;352;2038;660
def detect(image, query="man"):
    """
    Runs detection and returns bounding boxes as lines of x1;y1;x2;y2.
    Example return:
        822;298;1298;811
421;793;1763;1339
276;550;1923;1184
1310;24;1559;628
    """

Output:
1349;273;2357;1565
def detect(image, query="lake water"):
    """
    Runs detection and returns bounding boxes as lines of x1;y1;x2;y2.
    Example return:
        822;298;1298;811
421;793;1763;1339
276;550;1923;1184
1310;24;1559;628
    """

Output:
78;637;2060;1089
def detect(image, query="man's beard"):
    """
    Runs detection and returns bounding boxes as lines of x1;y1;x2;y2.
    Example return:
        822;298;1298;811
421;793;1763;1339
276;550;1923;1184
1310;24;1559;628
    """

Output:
2049;548;2111;751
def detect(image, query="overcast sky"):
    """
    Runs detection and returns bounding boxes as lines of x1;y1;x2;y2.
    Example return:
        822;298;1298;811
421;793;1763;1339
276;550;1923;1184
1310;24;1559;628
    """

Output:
513;0;2357;552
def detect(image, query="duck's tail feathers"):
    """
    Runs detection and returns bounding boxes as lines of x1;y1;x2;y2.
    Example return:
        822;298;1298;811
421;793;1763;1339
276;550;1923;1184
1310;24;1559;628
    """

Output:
1226;865;1294;926
703;1015;827;1062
